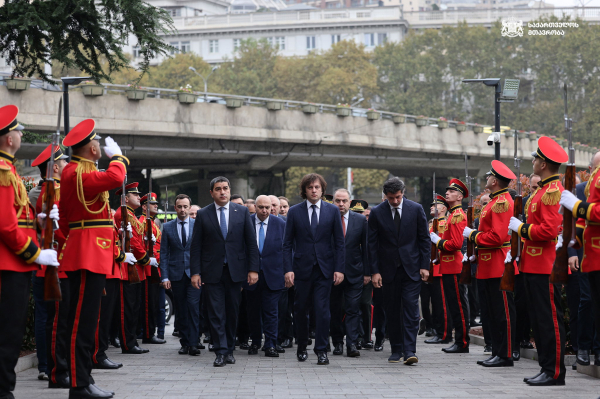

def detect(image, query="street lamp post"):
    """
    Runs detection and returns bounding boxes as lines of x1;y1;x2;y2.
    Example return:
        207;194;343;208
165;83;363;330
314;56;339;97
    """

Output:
189;66;219;101
61;76;92;160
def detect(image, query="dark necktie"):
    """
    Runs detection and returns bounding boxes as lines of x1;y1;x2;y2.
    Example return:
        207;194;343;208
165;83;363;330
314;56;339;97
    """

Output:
393;207;401;232
180;221;187;247
310;204;318;238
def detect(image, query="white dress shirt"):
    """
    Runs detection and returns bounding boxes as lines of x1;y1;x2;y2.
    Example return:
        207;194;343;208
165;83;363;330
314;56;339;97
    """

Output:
307;199;322;225
215;201;230;231
255;215;269;246
176;216;190;243
389;198;404;220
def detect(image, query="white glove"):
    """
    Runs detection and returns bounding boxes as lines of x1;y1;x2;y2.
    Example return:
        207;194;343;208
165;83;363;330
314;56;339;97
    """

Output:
504;250;512;264
103;136;122;158
124;252;136;265
462;253;468;262
127;223;133;238
463;227;474;238
49;204;59;221
144;233;156;244
556;234;563;251
508;217;522;233
149;257;159;267
430;232;441;244
34;249;60;267
560;190;579;212
469;255;476;262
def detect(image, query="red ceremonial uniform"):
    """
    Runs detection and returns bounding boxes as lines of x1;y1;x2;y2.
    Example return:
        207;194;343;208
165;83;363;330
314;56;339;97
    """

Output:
113;206;149;280
429;216;447;277
437;205;467;275
138;214;161;277
35;180;68;278
573;166;600;273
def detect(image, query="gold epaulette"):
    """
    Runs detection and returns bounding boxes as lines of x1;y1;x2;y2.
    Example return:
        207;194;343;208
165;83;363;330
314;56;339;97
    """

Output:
451;210;465;224
491;194;510;213
0;162;30;216
128;213;144;236
541;181;561;206
41;185;60;204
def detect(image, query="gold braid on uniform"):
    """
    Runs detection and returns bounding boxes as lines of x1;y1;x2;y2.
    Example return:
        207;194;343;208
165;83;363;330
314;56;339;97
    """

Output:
491;195;509;213
0;168;31;218
585;165;600;199
76;159;109;214
451;211;464;224
41;185;60;204
541;181;561;206
524;187;540;220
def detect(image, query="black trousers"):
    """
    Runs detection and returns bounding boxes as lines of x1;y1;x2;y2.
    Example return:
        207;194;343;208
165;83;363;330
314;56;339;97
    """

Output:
468;277;480;323
204;268;242;355
588;271;600;355
482;278;516;358
442;274;470;348
0;271;32;395
46;278;71;383
358;281;373;343
566;271;580;351
429;276;452;340
420;282;433;329
171;274;201;348
524;273;566;380
237;290;250;343
278;287;294;343
66;270;105;387
514;273;530;344
246;273;282;349
330;278;363;347
477;277;492;347
578;271;600;354
118;279;141;352
93;278;119;363
140;279;159;339
372;285;386;343
294;264;332;352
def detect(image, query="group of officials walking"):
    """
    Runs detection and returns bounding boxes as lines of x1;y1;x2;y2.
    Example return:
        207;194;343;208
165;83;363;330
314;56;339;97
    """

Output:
1;101;599;399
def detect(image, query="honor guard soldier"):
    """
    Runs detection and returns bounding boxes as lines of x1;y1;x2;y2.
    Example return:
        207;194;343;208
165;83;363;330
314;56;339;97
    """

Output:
114;182;152;355
424;195;453;345
464;160;517;367
31;145;72;389
323;194;334;204
430;179;470;353
507;136;567;386
0;105;60;399
139;192;165;344
58;119;128;399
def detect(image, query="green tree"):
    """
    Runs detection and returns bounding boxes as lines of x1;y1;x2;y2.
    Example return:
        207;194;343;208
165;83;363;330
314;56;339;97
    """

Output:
144;53;214;92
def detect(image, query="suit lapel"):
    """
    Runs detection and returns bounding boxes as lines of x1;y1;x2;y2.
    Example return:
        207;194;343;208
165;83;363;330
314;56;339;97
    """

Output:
300;201;313;238
206;203;224;240
382;202;397;236
172;220;184;250
185;219;194;249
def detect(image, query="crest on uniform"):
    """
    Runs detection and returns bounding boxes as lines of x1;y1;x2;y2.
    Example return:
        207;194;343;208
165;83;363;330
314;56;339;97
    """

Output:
501;17;523;38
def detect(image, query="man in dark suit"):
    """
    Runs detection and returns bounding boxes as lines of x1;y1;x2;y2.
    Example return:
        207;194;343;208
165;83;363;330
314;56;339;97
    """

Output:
368;177;430;365
330;189;369;357
246;195;286;357
190;177;259;367
160;194;201;356
283;173;345;365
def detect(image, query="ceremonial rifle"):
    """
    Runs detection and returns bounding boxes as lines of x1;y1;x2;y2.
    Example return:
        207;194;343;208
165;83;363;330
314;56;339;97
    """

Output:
500;133;521;292
459;154;474;285
147;175;161;284
122;176;141;284
43;98;63;302
427;173;438;284
164;186;168;225
550;83;575;284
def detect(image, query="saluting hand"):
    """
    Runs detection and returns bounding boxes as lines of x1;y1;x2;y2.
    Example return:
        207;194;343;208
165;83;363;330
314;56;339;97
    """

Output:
333;272;344;286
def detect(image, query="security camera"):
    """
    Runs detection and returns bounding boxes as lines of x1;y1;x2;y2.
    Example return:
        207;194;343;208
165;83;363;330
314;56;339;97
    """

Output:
487;132;501;146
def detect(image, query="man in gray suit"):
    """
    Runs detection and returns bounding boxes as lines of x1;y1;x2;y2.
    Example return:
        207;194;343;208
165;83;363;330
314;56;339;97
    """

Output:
160;194;201;356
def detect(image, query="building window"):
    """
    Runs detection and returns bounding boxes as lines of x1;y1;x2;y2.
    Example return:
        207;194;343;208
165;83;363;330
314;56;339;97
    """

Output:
306;36;316;50
209;40;219;53
180;41;190;54
275;36;285;50
377;33;387;45
233;39;241;51
364;33;375;47
132;46;141;58
164;7;182;17
331;34;341;44
170;42;180;55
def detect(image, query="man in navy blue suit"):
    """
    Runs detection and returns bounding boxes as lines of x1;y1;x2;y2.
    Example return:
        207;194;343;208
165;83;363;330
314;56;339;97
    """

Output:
283;173;345;365
160;194;201;356
190;177;259;367
246;195;286;357
368;177;430;365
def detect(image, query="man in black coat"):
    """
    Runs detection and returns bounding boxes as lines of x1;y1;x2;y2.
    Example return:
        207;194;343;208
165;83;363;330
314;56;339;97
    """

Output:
190;176;259;367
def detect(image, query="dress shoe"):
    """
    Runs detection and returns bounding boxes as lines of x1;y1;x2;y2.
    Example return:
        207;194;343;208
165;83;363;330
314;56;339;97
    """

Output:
347;344;360;357
203;336;211;343
333;343;343;355
425;328;435;337
523;371;543;383
297;348;308;362
424;336;446;344
213;354;225;367
520;340;533;349
38;372;49;380
188;346;200;356
275;345;285;353
482;356;513;367
93;358;122;369
248;344;259;355
526;372;565;386
208;344;215;351
374;340;384;352
265;347;279;357
362;340;374;349
483;345;492;354
404;352;418;365
121;346;149;354
198;343;206;350
477;355;494;365
388;353;402;363
442;344;469;353
178;346;189;355
307;338;313;346
594;352;600;365
68;384;113;399
512;350;520;361
172;330;179;337
576;349;590;366
470;319;482;327
225;354;236;364
317;351;329;365
281;339;292;348
356;339;363;350
110;337;120;348
239;342;250;350
142;336;166;344
418;318;426;335
309;331;316;339
48;375;70;389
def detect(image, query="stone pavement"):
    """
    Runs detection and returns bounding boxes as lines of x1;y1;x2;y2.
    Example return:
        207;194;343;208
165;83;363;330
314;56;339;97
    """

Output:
14;322;600;399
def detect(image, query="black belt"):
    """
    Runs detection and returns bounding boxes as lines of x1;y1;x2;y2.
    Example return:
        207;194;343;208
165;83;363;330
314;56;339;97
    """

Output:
17;220;36;229
69;219;113;229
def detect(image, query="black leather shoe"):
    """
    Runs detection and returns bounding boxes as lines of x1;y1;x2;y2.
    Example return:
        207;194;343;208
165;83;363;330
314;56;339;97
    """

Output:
93;358;122;369
225;354;235;364
275;345;285;353
178;346;189;355
297;348;308;362
356;339;363;350
198;343;206;350
333;343;343;355
424;336;446;344
317;351;329;365
208;344;215;352
520;340;533;349
482;356;514;367
265;347;279;357
477;355;495;365
68;384;113;398
362;340;374;349
121;346;149;354
248;344;259;355
172;330;180;337
347;344;360;357
594;352;600;365
281;339;292;348
239;342;250;350
523;371;543;383
48;375;70;389
512;350;520;361
576;349;590;366
214;354;225;367
442;344;469;353
418;318;426;335
425;328;435;337
374;339;384;352
142;336;166;344
110;337;120;348
470;319;482;327
526;372;565;386
188;346;200;356
483;345;492;354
